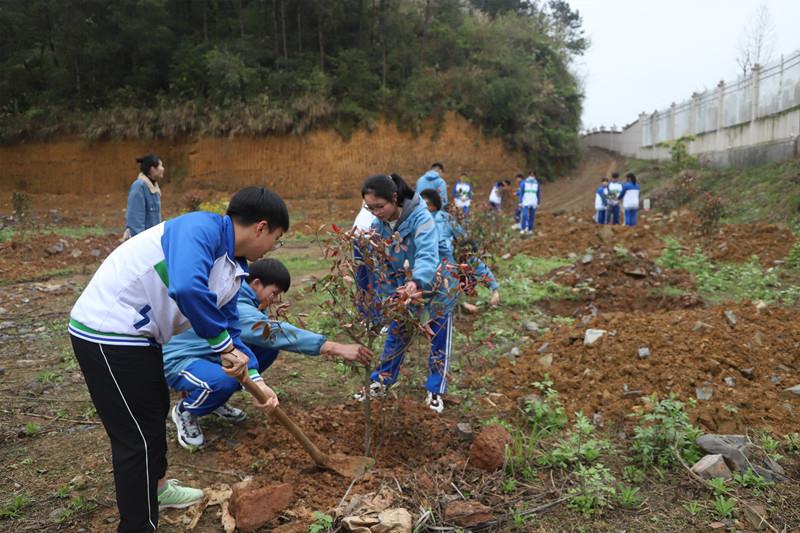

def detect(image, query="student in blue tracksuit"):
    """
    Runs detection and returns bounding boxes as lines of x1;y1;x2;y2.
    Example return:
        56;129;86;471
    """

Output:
124;154;164;240
68;187;288;532
518;172;541;235
619;172;641;227
605;172;623;224
163;259;372;449
452;174;474;215
512;174;524;228
595;177;609;224
416;162;448;206
420;190;500;309
356;173;456;413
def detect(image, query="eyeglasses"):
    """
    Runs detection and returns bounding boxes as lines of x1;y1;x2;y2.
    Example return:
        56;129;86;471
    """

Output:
272;239;284;250
364;202;388;213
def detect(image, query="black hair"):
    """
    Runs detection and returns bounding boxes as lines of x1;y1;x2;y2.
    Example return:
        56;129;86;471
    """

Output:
361;173;415;204
247;258;291;292
515;173;524;179
420;189;443;211
625;172;637;185
611;172;620;179
457;238;479;254
601;177;609;182
226;186;290;231
503;179;512;186
431;162;444;171
136;154;161;177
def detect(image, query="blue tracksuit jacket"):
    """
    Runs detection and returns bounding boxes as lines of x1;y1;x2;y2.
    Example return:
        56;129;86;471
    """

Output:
416;171;448;206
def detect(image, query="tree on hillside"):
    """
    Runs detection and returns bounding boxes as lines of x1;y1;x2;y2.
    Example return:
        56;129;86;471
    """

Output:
735;4;775;76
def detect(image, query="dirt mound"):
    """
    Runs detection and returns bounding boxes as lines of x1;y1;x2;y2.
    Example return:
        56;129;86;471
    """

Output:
544;247;699;316
487;303;800;436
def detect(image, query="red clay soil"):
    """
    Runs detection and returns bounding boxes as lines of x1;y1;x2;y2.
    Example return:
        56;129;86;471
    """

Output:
484;303;800;436
0;233;120;282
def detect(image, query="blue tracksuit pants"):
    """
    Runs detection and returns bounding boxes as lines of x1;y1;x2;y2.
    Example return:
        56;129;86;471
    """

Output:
624;209;638;227
606;205;620;225
520;206;536;231
595;209;606;224
370;313;453;394
168;349;279;416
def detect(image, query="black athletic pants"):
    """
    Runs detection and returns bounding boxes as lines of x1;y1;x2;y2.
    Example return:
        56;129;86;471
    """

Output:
70;335;169;533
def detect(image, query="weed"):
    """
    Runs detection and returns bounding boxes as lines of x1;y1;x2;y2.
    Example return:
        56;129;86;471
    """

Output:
23;422;41;436
566;463;616;516
622;465;646;484
502;477;518;494
783;432;800;454
54;485;70;499
11;191;32;222
56;496;95;524
552;316;575;326
539;412;611;468
0;493;31;519
308;511;333;533
524;376;568;433
684;500;701;516
37;370;62;384
732;469;771;490
712;495;735;519
756;431;784;462
82;405;97;419
707;477;729;496
787;241;800;269
697;193;725;236
617;485;642;509
629;394;703;469
613;245;629;257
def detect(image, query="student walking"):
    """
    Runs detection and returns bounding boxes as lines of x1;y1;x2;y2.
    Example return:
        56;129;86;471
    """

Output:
124;154;164;240
605;173;623;225
416;162;448;206
452;174;474;215
163;259;372;449
69;187;288;532
355;173;456;413
620;172;641;227
595;177;609;224
518;172;540;235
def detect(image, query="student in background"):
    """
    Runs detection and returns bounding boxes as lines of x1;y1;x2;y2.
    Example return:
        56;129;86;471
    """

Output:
605;172;623;225
518;171;540;235
619;172;641;227
452;174;474;215
511;174;524;229
488;180;505;211
416;162;448;206
124;154;164;240
595;177;609;224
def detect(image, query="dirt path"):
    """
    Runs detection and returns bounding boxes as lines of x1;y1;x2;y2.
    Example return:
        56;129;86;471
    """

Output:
541;147;624;213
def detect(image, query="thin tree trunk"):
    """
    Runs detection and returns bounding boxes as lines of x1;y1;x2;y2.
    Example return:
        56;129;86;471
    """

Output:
280;0;288;60
203;1;208;42
272;0;279;59
297;6;302;54
237;0;245;39
318;18;324;71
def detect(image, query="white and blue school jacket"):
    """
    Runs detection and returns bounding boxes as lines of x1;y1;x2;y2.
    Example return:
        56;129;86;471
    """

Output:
452;181;473;208
162;283;326;383
416;170;448;206
489;182;503;205
606;181;623;205
125;175;162;236
619;182;641;210
519;176;540;208
69;212;252;360
432;210;466;265
595;185;608;210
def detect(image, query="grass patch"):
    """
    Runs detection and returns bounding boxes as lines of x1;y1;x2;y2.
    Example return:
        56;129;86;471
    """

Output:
0;225;112;243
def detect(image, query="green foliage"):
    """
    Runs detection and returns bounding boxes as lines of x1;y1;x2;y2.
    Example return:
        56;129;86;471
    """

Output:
37;370;61;384
622;465;646;484
653;171;698;213
0;493;31;519
616;485;642;509
0;2;585;173
11;192;31;221
524;376;568;433
732;469;771;490
657;237;800;303
566;463;616;516
697;193;725;237
657;135;699;174
539;412;611;468
684;500;702;516
756;431;784;462
707;477;729;496
56;496;95;524
712;496;735;519
23;422;41;436
308;511;333;533
783;432;800;454
629;395;703;469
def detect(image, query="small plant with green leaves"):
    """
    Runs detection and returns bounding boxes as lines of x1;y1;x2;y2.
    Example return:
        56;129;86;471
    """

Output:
622;465;646;484
697;193;725;237
54;484;71;499
684;500;702;516
616;485;642;509
308;511;334;533
540;412;611;467
502;477;518;494
82;405;97;420
707;477;729;496
732;469;770;490
0;493;31;519
524;375;568;434
757;432;784;462
783;432;800;454
11;191;32;223
787;241;800;270
712;495;735;519
630;394;703;469
37;370;62;384
23;422;41;436
56;495;95;524
567;463;617;516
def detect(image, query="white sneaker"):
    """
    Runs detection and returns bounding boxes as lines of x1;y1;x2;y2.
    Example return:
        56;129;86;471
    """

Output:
511;223;521;229
354;381;388;401
520;229;527;235
171;403;204;449
426;392;445;414
213;402;247;422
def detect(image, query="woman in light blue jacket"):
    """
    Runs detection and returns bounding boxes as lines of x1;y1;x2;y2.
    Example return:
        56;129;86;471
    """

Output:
124;154;164;240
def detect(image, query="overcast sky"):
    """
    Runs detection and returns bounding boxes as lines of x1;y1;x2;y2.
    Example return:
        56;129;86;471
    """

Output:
567;0;800;130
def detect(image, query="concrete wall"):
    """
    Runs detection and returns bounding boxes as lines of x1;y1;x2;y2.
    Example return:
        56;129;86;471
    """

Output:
583;49;800;166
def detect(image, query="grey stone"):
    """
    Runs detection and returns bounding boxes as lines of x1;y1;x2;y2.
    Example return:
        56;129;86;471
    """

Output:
724;310;737;327
724;377;736;387
49;508;67;522
770;374;781;385
45;242;65;255
509;347;521;357
583;329;606;346
537;342;550;354
743;503;768;531
739;367;755;379
70;248;83;258
637;347;651;359
690;454;732;480
90;249;102;258
695;386;714;401
783;384;800;395
692;321;714;331
580;254;593;265
538;354;553;368
623;269;646;278
524;321;539;333
457;422;474;440
696;435;753;473
592;412;604;427
0;367;5;376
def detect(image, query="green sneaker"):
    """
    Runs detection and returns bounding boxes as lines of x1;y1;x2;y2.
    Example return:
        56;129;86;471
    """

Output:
157;479;204;510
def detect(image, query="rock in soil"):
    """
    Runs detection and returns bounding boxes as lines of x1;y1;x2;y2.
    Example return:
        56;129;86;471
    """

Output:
637;347;651;359
743;502;769;530
690;454;732;480
723;309;737;327
444;500;493;528
230;480;294;532
583;328;606;346
456;422;474;441
469;424;512;472
783;384;800;395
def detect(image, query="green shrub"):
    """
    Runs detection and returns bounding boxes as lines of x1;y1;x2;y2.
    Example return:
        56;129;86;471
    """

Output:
630;395;703;469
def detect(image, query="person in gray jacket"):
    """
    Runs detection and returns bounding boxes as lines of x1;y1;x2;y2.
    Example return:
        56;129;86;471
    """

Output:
124;154;164;240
